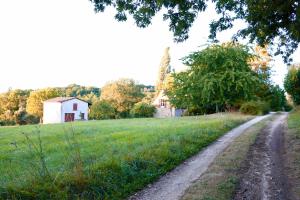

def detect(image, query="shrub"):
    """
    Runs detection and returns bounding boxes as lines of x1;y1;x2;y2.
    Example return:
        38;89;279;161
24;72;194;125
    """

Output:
14;111;40;125
25;114;40;124
0;119;16;126
130;102;156;118
90;101;116;120
284;103;294;112
284;65;300;105
240;101;270;115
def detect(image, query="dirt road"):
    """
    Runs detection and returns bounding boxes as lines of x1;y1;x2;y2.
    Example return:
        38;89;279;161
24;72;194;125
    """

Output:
128;114;272;200
233;113;294;200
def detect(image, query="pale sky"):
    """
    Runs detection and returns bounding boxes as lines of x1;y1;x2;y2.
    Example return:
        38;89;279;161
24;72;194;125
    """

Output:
0;0;299;92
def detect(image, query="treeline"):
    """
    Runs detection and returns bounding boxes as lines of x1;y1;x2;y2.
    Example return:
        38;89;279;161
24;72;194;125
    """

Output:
0;83;155;126
0;84;101;126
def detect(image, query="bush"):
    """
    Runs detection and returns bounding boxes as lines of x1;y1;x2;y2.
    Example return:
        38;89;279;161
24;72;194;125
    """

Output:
0;119;16;126
240;101;270;115
90;101;116;120
130;102;156;118
284;66;300;105
25;114;40;124
284;103;294;112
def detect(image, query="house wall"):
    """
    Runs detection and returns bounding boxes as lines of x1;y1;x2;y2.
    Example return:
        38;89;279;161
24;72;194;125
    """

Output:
154;107;185;118
43;102;62;124
61;99;89;122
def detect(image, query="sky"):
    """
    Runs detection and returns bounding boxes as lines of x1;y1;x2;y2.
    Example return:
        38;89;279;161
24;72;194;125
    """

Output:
0;0;299;93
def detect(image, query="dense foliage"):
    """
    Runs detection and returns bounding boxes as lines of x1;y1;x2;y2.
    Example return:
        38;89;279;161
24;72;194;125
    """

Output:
156;47;171;93
0;84;101;126
90;0;300;62
130;102;156;118
0;90;32;125
168;43;260;114
100;79;144;117
240;101;270;115
26;88;61;118
284;64;300;105
89;100;116;119
61;84;101;103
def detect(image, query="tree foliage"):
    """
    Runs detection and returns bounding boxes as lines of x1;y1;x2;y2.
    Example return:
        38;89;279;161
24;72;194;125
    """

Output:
90;0;300;62
26;88;60;118
0;89;31;125
156;47;171;93
284;64;300;105
210;0;300;63
100;79;144;116
240;101;270;115
60;84;101;103
168;43;260;113
90;100;116;120
130;102;156;118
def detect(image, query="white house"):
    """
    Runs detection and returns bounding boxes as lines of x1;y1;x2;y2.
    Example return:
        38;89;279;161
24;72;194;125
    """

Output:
152;90;185;118
43;97;89;124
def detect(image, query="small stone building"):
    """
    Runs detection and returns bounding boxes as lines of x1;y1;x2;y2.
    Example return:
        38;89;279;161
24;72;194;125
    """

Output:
152;90;184;118
43;97;89;124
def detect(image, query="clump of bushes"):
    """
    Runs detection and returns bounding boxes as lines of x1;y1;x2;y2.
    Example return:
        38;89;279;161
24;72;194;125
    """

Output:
284;65;300;105
240;101;270;115
89;100;116;120
130;102;156;118
0;110;39;126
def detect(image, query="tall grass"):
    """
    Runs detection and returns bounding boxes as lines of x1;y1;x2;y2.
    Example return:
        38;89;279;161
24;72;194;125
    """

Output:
0;113;251;199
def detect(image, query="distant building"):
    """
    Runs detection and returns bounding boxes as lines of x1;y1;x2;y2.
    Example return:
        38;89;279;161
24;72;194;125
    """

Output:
152;90;185;118
43;97;89;124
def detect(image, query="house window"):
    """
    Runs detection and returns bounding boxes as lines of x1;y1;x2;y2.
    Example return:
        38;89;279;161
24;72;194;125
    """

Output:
73;103;78;111
159;99;167;107
80;113;85;120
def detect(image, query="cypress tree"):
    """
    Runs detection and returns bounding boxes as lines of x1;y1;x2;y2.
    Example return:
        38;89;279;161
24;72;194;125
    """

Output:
155;47;171;94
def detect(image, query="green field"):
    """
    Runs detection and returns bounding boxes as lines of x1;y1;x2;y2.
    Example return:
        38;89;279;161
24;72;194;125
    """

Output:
0;113;251;199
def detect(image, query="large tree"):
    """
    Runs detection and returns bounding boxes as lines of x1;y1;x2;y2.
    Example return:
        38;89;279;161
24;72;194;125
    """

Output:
155;47;171;93
26;88;60;118
168;43;260;113
100;78;144;116
90;100;116;120
90;0;300;62
0;89;30;124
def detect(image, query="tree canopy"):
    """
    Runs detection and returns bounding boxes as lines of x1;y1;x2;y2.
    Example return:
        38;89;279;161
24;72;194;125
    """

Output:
168;43;260;113
100;78;144;116
284;64;300;105
26;88;60;118
90;0;300;62
90;100;116;120
156;47;171;93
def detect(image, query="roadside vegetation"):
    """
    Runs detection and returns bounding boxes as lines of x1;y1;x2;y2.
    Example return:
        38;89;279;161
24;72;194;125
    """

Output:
286;107;300;198
181;115;275;200
0;113;251;199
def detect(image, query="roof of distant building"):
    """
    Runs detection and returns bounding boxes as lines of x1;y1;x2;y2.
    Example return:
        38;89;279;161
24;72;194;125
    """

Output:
44;97;90;104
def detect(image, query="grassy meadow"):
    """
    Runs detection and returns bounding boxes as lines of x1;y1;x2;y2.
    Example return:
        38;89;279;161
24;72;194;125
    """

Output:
0;113;252;199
